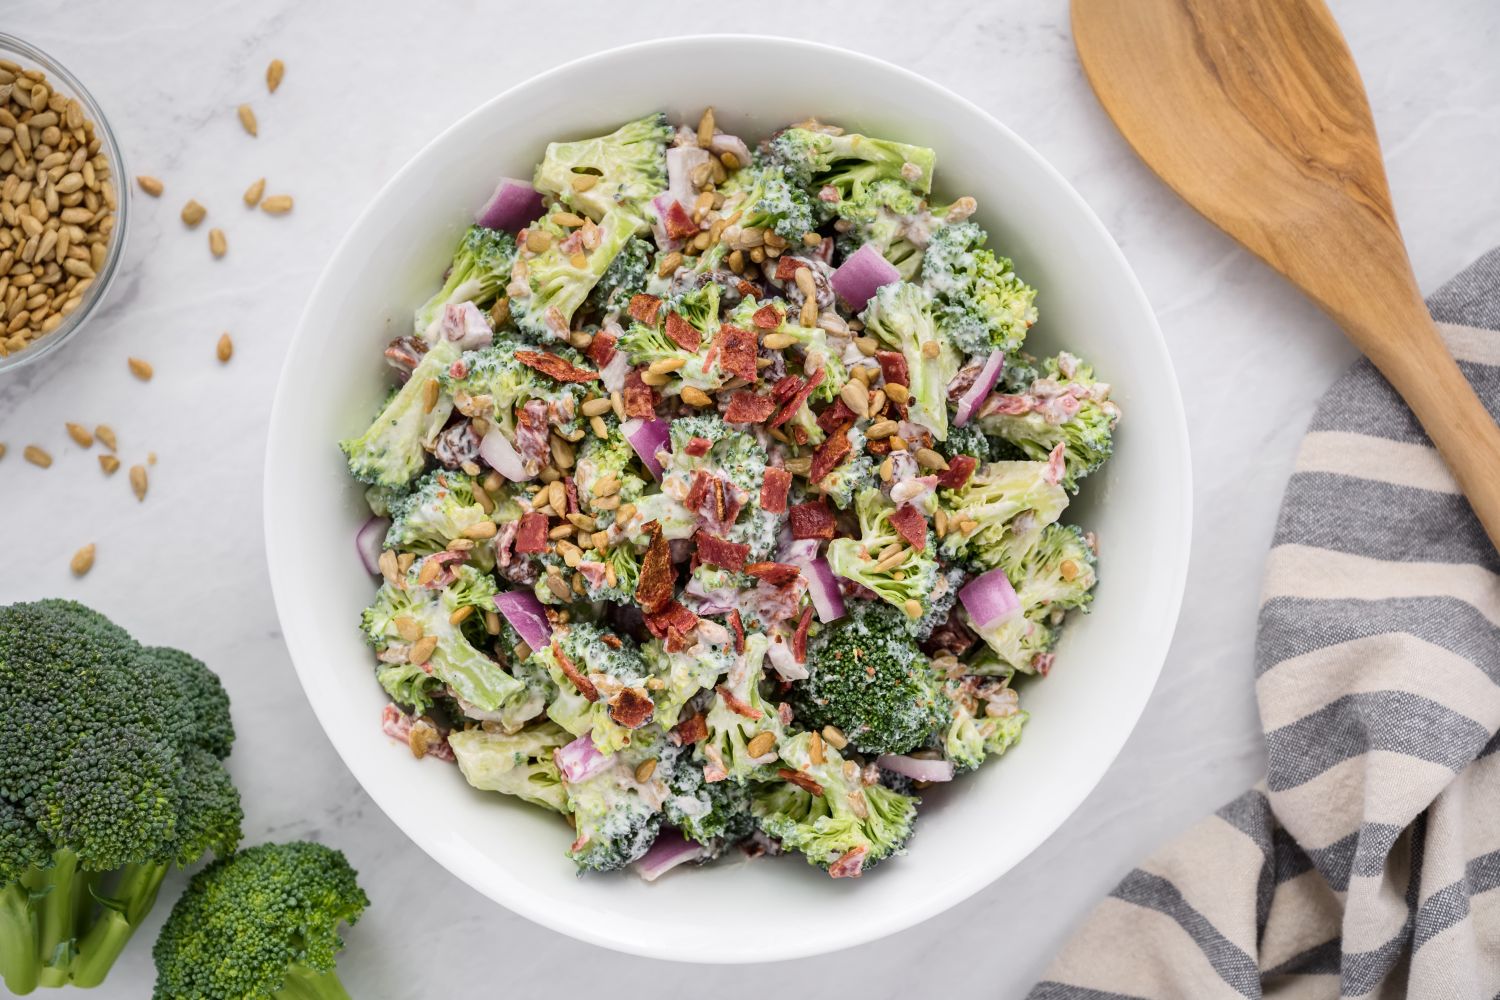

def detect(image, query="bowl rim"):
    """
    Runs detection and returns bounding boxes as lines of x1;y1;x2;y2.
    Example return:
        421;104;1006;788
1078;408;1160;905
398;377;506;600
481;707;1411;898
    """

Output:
265;33;1193;962
0;32;130;375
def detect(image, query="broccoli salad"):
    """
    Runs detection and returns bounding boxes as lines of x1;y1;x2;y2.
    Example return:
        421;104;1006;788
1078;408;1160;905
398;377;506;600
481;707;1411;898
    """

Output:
340;110;1119;880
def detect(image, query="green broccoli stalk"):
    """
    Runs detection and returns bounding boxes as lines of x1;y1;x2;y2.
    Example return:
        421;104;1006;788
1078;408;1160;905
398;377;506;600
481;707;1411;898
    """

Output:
340;340;459;488
826;488;941;622
942;676;1028;773
413;225;518;334
937;459;1069;571
970;523;1098;674
977;352;1121;492
448;721;571;813
383;469;513;566
532;113;672;233
534;622;653;755
699;634;785;784
768;127;935;196
0;601;241;994
790;600;945;755
511;207;638;340
751;732;919;878
921;222;1037;358
618;283;724;395
151;842;368;1000
584;235;654;317
719;163;819;241
859;282;960;441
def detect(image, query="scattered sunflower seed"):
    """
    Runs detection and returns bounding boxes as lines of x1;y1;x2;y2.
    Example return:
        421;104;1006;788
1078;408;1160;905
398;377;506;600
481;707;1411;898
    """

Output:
23;445;52;468
70;544;95;577
181;200;207;228
129;464;147;501
237;103;258;137
136;175;164;197
127;357;153;381
266;59;285;93
216;332;233;362
243;177;266;207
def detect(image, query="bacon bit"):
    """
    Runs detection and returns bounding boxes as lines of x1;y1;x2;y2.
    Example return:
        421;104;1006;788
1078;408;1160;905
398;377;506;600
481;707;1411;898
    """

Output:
665;311;702;351
828;846;868;878
600;633;624;649
735;279;759;299
381;703;411;742
752;303;784;330
1044;442;1067;486
1034;652;1056;676
552;641;598;701
745;562;801;587
627;294;662;325
448;359;469;380
586;330;617;367
671;713;709;746
792;605;814;663
684;436;713;457
635;520;676;614
724;391;777;424
727;609;745;654
876;351;909;387
685;469;713;511
515;350;599;383
608;687;655;729
789;500;836;540
774;256;808;282
768;366;825;429
564;477;580;514
759;467;792;514
644;600;699;640
888;504;928;551
663;200;698;240
777;767;824;797
778;701;794;726
716;323;758;382
816;398;856;435
717;684;764;720
514;512;549;553
623;369;659;418
937;454;977;490
665;625;693;653
809;428;853;484
771;373;803;402
697;533;750;572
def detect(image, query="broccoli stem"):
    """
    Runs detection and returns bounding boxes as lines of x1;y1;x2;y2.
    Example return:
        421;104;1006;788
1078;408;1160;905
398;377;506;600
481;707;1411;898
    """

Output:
0;881;40;995
273;963;354;1000
69;860;168;988
32;849;89;987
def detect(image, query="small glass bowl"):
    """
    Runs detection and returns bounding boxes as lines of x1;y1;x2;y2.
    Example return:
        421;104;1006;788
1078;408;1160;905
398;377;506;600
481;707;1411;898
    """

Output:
0;32;129;374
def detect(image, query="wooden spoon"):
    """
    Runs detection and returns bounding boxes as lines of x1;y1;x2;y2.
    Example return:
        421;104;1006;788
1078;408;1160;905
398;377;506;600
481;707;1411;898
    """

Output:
1073;0;1500;548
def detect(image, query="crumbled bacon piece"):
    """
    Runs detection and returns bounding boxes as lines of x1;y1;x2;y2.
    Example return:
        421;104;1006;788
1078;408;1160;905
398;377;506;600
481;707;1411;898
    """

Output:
792;606;814;664
552;641;597;702
768;366;825;428
514;350;599;383
717;684;763;720
697;533;750;572
663;200;698;240
937;454;977;490
684;436;712;457
627;294;662;325
634;521;675;614
716;323;758;382
816;398;856;435
735;279;758;299
744;562;801;587
777;767;824;797
514;512;549;553
828;846;868;879
752;303;784;330
644;600;699;640
608;687;655;729
775;256;808;282
876;351;908;387
808;428;853;484
623;369;659;418
665;311;702;351
789;500;836;540
564;477;580;514
665;625;693;653
671;713;708;746
724;391;777;424
888;504;928;551
727;609;745;654
586;330;617;367
759;467;792;514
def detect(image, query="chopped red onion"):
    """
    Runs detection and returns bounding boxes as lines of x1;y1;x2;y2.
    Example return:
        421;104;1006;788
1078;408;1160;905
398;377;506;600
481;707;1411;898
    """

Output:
959;567;1021;629
706;133;752;167
877;754;956;783
474;178;545;233
493;590;552;651
634;829;708;882
600;347;630;393
766;637;809;682
621;417;670;479
437;301;494;350
355;515;390;575
554;734;611;783
666;146;709;207
954;349;1005;427
832;243;901;313
648;195;683;251
479;427;529;482
777;542;845;624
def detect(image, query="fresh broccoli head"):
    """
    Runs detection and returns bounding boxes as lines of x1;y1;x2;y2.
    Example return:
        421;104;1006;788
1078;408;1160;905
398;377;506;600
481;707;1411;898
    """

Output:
751;732;919;878
414;225;517;334
575;416;647;511
860;282;960;441
977;352;1121;492
826;488;941;624
384;470;507;564
937;459;1069;571
921;222;1037;357
511;207;639;340
340;339;459;488
969;523;1098;674
532;113;672;232
812;432;874;510
449;721;570;813
792;600;945;756
941;676;1028;773
152;841;368;1000
534;622;653;755
584;236;653;317
768;127;935;196
0;600;241;993
720;163;819;241
642;637;732;734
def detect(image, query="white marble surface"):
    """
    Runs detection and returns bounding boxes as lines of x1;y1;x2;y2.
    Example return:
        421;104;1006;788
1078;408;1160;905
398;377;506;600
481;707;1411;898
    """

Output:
2;1;1497;995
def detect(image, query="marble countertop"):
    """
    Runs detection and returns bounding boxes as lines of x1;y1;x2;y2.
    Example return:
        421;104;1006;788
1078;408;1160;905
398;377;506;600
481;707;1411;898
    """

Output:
3;1;1497;995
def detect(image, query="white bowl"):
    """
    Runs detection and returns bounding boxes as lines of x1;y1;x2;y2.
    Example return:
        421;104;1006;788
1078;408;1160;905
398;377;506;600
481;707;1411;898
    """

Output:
265;35;1191;963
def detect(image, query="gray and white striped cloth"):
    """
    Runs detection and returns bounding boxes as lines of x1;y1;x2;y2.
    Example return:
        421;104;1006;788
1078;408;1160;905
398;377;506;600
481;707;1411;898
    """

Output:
1032;247;1500;1000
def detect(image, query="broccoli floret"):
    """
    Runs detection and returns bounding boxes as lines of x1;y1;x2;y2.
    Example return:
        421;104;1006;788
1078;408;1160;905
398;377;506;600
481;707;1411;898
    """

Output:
573;416;647;514
719;163;818;241
969;523;1098;674
831;177;933;280
340;340;459;488
768;127;935;196
811;428;872;510
909;565;968;643
751;732;919;878
826;488;941;624
942;676;1028;773
977;352;1121;492
414;225;518;334
0;600;241;993
663;414;767;500
440;336;591;439
152;841;368;1000
532;113;672;233
618;283;724;395
511;208;639;340
384;470;508;565
860;282;960;441
362;483;408;518
921;222;1037;357
562;747;663;873
661;749;754;852
939;423;997;463
642;638;732;733
584;235;653;317
791;601;945;756
699;634;785;784
937;459;1069;571
571;543;643;605
449;721;570;813
534;622;653;755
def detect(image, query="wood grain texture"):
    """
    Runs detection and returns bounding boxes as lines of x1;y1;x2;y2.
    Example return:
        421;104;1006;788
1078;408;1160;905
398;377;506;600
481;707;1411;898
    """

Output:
1074;0;1500;550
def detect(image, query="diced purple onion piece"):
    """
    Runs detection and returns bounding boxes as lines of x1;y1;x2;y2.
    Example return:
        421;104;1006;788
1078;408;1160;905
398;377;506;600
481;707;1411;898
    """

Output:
355;515;390;575
633;829;708;882
554;734;611;783
832;243;901;313
438;301;494;350
959;567;1021;629
706;132;753;168
765;637;809;682
649;195;683;252
479;427;529;482
800;557;845;623
492;590;553;651
621;417;670;480
665;146;709;207
954;349;1005;427
877;754;956;783
474;178;545;233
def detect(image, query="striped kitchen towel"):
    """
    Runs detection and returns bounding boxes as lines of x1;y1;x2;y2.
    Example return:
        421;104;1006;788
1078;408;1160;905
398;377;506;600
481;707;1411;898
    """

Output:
1031;246;1500;1000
